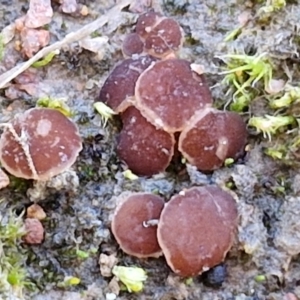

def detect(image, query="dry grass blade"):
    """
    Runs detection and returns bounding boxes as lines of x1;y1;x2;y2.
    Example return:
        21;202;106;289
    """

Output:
0;0;132;89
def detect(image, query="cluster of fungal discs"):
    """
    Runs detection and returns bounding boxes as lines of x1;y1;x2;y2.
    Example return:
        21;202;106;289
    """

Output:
111;186;238;277
0;107;82;181
98;11;248;176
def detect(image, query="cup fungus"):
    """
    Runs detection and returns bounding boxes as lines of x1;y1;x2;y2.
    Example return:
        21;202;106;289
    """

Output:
134;11;183;58
157;186;238;277
178;108;247;171
135;11;162;40
23;218;44;245
122;33;144;57
117;106;175;176
99;55;157;113
0;108;82;180
143;18;184;58
111;192;165;258
134;59;213;133
98;12;248;177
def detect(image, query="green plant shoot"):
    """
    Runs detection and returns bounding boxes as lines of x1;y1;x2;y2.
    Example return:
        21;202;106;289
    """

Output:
57;276;81;288
220;53;273;94
36;97;72;117
259;0;286;14
219;52;273;111
123;169;139;180
32;50;60;68
112;266;147;293
249;115;295;140
0;34;4;62
224;27;242;42
269;86;300;109
94;102;117;126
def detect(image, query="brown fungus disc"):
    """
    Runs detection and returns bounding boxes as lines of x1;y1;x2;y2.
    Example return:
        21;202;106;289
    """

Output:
122;33;144;57
178;108;247;171
111;192;165;258
117;106;175;176
144;18;184;58
157;186;238;277
23;218;44;245
135;59;213;133
135;12;183;58
135;11;163;39
98;55;157;113
0;108;82;180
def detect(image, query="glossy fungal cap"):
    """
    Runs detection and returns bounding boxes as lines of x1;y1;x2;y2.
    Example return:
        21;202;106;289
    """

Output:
117;106;175;176
0;108;82;180
122;33;144;57
135;59;213;133
98;55;157;113
157;186;238;277
135;11;162;39
144;18;184;58
111;192;165;258
135;12;183;58
178;108;247;171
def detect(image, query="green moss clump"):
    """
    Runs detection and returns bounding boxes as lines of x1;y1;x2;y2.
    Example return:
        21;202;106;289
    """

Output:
219;52;273;112
0;34;4;62
0;202;34;298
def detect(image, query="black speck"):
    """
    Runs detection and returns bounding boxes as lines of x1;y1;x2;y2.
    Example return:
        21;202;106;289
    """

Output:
201;263;227;288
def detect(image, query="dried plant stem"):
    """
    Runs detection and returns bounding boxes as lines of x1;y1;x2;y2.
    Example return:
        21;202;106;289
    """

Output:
0;123;38;178
143;219;159;227
0;0;132;89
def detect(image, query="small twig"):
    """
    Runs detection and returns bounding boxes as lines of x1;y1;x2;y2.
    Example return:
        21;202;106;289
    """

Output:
0;123;38;178
0;0;132;89
143;219;159;227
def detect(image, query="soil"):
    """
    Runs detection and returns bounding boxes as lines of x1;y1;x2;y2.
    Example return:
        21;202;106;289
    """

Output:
1;0;300;300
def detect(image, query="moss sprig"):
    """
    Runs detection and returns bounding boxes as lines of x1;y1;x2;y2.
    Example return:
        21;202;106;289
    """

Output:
0;204;33;298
